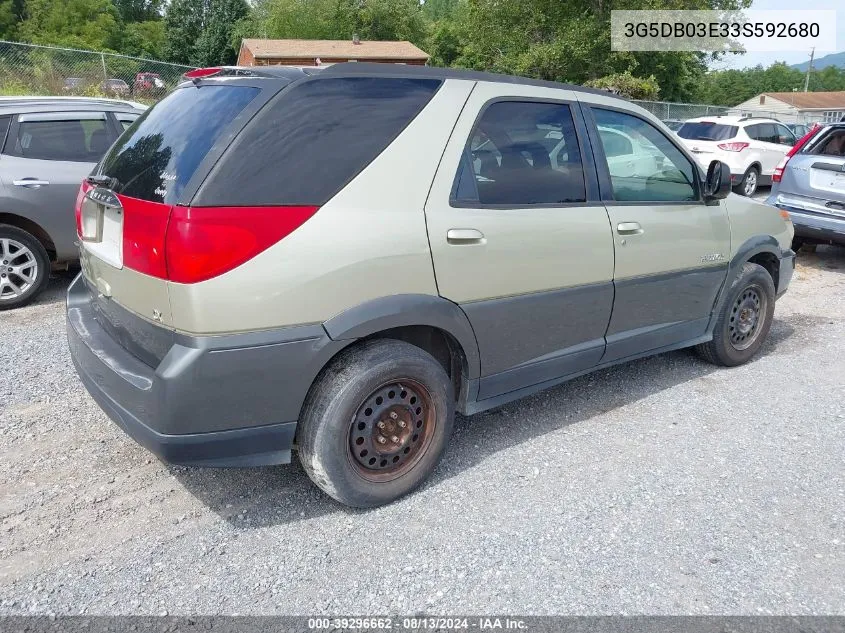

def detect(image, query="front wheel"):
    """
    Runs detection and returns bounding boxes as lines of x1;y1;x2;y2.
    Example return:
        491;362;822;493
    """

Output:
297;339;455;508
696;262;775;366
0;225;50;310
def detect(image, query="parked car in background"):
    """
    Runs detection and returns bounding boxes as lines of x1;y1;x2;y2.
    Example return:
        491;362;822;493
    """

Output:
785;122;810;138
663;119;685;132
67;64;794;508
0;96;145;308
100;79;130;97
766;123;845;250
133;72;166;97
677;116;797;196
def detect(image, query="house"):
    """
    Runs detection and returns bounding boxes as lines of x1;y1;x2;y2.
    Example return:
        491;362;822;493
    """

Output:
237;37;429;67
731;91;845;124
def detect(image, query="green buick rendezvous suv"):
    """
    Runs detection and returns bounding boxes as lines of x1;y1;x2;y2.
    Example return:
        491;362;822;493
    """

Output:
67;64;795;507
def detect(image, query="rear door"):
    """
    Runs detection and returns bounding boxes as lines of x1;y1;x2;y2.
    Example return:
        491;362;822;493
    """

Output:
585;104;731;362
0;110;116;261
425;82;615;401
747;123;789;176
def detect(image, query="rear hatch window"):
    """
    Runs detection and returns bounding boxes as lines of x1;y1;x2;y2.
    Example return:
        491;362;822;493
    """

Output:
98;84;260;204
194;76;442;207
677;122;738;141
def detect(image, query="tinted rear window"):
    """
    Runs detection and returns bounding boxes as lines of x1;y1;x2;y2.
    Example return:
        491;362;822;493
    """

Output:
194;77;442;207
677;122;738;141
99;85;259;203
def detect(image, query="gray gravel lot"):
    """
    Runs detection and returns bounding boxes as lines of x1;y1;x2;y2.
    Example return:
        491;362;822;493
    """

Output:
1;247;844;615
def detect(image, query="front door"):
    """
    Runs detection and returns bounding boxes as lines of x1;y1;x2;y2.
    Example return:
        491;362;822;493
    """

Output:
585;105;731;362
424;82;616;401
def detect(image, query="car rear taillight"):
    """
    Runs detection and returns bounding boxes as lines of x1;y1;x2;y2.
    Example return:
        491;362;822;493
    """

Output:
717;142;749;152
74;181;93;238
120;195;171;279
164;205;318;283
772;126;823;183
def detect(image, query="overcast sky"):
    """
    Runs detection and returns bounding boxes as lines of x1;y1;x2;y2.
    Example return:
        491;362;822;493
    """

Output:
715;0;844;69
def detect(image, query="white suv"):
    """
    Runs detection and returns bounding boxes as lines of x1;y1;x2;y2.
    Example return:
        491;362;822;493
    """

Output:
677;116;797;197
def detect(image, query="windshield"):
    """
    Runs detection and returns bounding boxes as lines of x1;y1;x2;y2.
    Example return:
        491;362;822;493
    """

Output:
677;122;738;141
98;84;259;204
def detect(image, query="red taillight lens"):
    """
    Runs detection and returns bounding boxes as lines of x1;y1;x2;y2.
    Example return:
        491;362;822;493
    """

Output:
717;142;749;152
119;195;172;279
74;181;92;238
183;67;221;79
164;205;318;284
773;126;822;183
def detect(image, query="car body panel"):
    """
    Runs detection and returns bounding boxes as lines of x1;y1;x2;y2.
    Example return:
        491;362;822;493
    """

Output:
166;78;475;335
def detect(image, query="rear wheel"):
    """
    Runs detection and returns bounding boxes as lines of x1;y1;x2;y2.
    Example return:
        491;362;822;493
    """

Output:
791;236;805;252
0;225;50;310
696;262;775;367
734;166;759;197
297;339;454;508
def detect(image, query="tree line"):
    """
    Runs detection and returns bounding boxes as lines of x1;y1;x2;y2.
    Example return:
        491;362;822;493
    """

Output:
2;0;844;104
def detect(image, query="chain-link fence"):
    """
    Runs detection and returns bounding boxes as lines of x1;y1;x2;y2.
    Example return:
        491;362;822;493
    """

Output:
0;40;196;104
631;99;827;125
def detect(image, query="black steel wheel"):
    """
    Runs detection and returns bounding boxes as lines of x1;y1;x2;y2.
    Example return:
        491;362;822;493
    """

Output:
696;262;776;367
348;379;437;482
297;339;454;508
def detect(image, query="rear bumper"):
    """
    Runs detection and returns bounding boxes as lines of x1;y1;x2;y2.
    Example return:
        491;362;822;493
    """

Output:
66;273;347;467
782;206;845;245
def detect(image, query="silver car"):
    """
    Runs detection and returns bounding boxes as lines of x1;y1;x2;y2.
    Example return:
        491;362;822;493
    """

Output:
0;97;146;308
767;122;845;249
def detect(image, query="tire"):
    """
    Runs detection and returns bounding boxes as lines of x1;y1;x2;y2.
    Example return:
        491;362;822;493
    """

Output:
297;339;455;508
791;236;805;252
696;262;775;367
733;166;759;197
0;224;50;310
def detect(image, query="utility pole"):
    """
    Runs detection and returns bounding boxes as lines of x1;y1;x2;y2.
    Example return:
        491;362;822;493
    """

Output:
803;47;815;92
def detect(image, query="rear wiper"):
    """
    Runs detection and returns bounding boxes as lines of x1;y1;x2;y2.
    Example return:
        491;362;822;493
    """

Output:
86;174;117;189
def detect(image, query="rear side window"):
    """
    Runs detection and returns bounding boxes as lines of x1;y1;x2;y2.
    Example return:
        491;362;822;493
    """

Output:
677;122;738;141
452;100;585;206
5;113;110;162
195;77;442;207
99;85;259;203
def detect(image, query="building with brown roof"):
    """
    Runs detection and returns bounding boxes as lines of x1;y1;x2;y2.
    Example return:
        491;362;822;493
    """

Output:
732;91;845;124
237;37;429;67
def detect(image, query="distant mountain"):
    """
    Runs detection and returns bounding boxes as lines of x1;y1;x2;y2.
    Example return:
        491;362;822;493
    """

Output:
791;51;845;72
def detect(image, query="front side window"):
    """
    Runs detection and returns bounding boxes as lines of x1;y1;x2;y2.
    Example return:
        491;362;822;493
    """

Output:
6;113;110;162
592;108;697;202
453;100;585;206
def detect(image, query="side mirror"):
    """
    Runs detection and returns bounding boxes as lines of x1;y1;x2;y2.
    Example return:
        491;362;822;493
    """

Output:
704;160;731;203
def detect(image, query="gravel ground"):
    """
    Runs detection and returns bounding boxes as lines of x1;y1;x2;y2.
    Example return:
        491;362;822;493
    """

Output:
1;247;844;616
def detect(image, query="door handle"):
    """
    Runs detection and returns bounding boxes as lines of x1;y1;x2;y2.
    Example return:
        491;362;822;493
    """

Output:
447;228;485;245
13;179;50;188
616;222;643;235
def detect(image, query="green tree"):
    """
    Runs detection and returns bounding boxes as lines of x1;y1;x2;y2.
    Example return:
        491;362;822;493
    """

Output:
585;71;660;100
19;0;122;50
194;0;249;65
0;0;25;39
113;0;162;23
163;0;203;63
121;19;166;59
